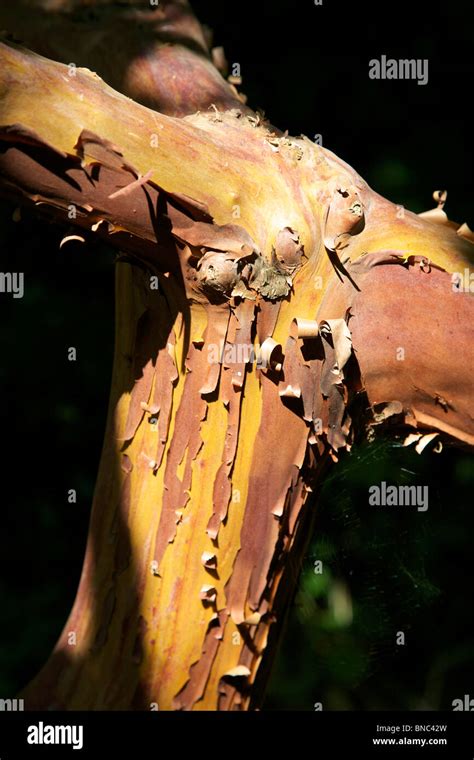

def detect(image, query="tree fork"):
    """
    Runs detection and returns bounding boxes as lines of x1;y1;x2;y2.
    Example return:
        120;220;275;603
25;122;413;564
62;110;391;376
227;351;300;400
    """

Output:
0;4;473;711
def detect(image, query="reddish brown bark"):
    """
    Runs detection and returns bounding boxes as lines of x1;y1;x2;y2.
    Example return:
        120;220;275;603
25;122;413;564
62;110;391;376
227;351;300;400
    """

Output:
0;1;473;710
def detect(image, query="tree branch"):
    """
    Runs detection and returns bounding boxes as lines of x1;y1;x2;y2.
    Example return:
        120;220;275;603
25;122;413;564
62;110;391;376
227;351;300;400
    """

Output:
1;16;474;711
0;0;248;115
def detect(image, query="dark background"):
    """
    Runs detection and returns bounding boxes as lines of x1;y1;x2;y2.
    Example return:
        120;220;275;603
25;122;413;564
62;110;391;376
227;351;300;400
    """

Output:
0;0;473;710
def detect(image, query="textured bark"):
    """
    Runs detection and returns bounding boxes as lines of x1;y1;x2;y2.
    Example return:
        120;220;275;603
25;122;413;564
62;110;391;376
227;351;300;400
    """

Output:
0;2;473;710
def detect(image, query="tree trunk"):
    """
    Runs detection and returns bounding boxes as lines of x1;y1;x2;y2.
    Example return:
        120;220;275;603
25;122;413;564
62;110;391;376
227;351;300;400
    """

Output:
0;1;473;710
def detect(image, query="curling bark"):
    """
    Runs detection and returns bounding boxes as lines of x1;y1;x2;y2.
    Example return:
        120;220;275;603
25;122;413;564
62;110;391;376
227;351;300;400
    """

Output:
0;0;473;710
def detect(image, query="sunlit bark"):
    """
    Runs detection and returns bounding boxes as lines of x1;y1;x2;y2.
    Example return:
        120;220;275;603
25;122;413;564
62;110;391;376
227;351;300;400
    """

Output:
0;1;473;710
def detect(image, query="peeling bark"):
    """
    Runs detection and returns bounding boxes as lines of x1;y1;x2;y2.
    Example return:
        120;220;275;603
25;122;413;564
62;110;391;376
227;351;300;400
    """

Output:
0;3;473;711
